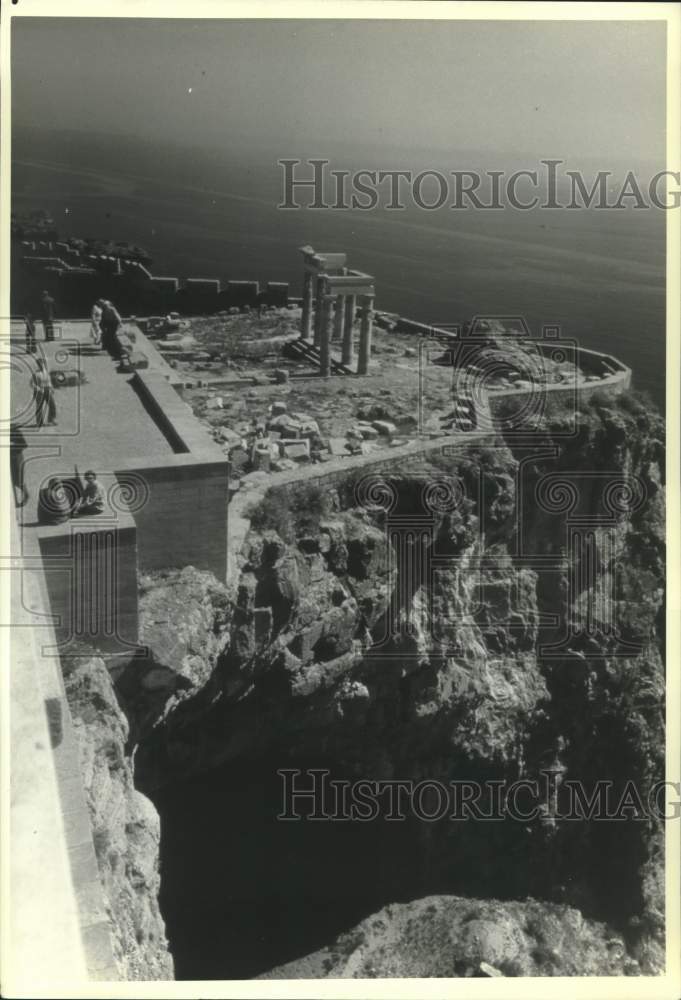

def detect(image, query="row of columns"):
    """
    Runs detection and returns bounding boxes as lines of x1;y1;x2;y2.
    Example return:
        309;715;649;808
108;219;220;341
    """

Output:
299;247;374;377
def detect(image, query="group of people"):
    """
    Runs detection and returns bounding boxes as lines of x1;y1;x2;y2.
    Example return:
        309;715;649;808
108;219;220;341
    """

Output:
24;292;124;359
22;292;126;430
12;292;116;517
24;289;55;354
37;469;106;525
9;424;105;519
90;298;124;358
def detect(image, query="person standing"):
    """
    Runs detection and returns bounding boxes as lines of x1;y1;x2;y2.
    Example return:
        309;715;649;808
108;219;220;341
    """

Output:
39;290;56;341
9;422;29;508
32;356;57;427
24;313;37;355
90;299;103;346
100;299;123;358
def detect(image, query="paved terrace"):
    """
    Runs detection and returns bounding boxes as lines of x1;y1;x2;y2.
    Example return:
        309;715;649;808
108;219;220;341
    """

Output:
11;320;179;527
11;319;229;592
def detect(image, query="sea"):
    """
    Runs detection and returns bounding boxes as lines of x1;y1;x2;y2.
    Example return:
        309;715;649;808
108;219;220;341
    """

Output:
11;129;667;410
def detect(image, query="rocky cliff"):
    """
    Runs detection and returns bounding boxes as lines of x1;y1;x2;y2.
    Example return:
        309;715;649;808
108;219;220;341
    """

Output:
259;894;638;978
62;656;174;980
68;390;664;979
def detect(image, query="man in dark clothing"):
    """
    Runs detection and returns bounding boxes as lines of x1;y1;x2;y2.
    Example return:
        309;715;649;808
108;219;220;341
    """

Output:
24;313;37;355
100;299;123;359
39;290;55;341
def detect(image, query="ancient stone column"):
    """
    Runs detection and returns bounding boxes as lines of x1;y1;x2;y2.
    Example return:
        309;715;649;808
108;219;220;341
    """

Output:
319;295;333;377
313;275;326;348
342;294;356;367
300;271;314;341
332;294;344;343
319;295;333;378
357;295;374;375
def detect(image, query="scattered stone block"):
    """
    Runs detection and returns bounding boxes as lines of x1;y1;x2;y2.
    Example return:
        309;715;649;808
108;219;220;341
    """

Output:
271;401;288;416
279;419;302;438
282;440;310;462
205;396;223;410
271;457;295;472
372;420;397;436
328;438;350;457
299;419;321;439
274;368;289;384
215;427;242;447
354;424;379;440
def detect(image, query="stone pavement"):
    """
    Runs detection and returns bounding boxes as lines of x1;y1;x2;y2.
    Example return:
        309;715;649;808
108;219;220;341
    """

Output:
10;320;177;531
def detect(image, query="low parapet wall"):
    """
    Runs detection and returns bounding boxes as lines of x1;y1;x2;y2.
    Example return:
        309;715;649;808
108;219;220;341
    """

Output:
486;342;632;415
375;310;458;342
11;241;290;318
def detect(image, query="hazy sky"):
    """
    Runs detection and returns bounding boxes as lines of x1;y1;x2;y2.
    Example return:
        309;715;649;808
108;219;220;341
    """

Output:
12;17;666;162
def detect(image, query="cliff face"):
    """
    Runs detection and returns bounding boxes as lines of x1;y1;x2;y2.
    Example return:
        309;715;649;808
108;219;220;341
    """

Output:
62;656;174;980
103;391;664;979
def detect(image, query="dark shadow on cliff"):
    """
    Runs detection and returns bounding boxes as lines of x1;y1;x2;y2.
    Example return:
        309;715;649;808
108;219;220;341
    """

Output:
151;754;426;979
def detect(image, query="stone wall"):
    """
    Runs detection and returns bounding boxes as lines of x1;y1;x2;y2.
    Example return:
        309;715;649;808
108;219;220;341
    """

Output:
38;515;139;654
127;460;229;579
11;241;289;318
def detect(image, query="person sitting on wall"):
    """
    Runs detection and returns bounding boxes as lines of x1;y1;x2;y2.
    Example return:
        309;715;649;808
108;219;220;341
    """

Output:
73;469;105;516
37;477;73;525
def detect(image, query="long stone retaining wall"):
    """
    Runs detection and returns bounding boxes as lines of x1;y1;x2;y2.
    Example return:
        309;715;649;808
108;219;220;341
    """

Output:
486;342;632;418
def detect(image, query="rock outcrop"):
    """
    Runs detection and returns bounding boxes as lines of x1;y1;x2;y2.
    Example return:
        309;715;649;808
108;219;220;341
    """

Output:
62;656;174;980
260;894;639;978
